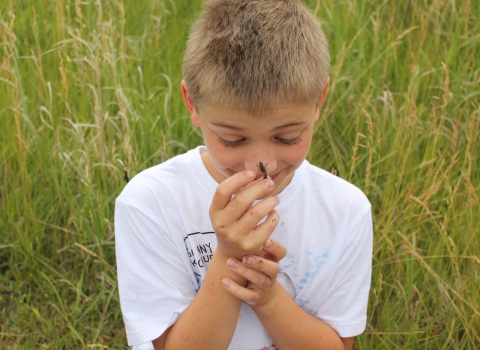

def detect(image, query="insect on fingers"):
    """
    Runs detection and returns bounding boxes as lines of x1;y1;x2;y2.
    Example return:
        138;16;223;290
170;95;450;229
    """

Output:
259;162;268;180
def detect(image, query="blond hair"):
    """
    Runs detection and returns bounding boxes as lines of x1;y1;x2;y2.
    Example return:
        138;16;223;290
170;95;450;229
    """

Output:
183;0;330;114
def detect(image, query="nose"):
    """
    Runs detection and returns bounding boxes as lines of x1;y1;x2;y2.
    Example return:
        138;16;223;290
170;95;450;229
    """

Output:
244;158;277;179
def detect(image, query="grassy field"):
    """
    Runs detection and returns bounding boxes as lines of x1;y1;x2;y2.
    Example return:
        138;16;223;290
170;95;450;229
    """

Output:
1;0;479;348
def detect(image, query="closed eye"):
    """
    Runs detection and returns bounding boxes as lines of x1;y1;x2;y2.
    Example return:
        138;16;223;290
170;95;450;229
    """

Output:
218;137;246;148
218;136;302;147
276;136;302;145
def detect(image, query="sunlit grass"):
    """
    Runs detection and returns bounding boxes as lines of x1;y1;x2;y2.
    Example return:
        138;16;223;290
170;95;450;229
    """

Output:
1;0;479;348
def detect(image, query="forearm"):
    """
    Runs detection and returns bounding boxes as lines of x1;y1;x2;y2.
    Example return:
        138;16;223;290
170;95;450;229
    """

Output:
252;284;346;350
155;252;247;350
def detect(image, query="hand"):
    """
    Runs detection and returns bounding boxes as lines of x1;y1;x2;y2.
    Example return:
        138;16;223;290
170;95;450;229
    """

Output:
222;239;287;307
210;171;280;260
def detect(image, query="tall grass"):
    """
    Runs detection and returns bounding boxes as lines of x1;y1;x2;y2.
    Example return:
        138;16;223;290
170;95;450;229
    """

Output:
1;0;478;348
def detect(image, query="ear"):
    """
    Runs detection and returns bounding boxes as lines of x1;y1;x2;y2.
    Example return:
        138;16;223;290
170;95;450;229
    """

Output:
181;80;201;127
314;77;330;122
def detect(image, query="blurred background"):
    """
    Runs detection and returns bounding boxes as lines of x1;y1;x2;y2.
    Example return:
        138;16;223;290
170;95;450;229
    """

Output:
1;0;479;348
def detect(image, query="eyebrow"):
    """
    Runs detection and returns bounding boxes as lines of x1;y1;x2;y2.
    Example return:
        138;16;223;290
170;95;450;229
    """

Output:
211;121;306;131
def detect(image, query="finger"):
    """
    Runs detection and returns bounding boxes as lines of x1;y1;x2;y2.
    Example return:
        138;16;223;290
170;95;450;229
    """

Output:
227;258;274;285
241;174;272;191
258;239;287;262
235;194;279;233
246;209;280;253
242;255;280;279
210;170;256;213
221;277;260;305
220;178;276;223
213;209;279;259
228;208;279;256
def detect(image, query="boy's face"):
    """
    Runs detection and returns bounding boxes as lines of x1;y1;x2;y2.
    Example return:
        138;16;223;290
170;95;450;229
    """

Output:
182;80;329;195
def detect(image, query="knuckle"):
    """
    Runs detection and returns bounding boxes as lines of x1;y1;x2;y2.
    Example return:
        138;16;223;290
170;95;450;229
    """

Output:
267;241;287;261
267;239;278;248
257;259;265;269
229;196;243;208
268;196;278;208
212;221;226;232
256;272;264;284
251;212;268;225
275;243;286;256
273;240;284;251
215;186;230;199
265;276;271;287
238;240;251;252
254;246;264;255
248;292;259;303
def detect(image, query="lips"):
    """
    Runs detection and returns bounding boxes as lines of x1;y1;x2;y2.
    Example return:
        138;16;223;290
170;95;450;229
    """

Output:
253;172;279;181
229;168;281;181
270;172;280;181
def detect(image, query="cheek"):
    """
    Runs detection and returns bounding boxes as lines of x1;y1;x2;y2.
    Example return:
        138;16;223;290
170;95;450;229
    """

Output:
213;152;238;169
283;141;311;165
207;144;242;170
203;132;246;172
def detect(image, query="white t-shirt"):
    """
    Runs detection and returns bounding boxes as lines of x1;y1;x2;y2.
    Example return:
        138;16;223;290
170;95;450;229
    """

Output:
115;146;373;350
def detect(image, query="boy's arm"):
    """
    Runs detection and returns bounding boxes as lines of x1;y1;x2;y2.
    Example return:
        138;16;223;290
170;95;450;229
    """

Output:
252;284;352;350
222;249;350;350
152;251;245;350
153;241;287;350
224;204;373;350
153;171;280;350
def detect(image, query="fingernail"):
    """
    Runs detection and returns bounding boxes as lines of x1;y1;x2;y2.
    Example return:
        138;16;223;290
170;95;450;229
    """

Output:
274;195;280;206
222;278;231;287
264;179;274;188
227;258;239;268
264;239;273;248
245;170;255;178
244;256;255;265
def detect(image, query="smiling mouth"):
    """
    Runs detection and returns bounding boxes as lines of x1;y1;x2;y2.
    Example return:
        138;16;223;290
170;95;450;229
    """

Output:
253;172;280;181
270;172;280;181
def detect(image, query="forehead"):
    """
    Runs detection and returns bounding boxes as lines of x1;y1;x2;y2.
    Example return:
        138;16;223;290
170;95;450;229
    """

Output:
198;102;317;125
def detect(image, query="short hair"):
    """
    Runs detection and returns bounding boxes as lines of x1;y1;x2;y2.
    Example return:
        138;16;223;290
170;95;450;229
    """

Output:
183;0;330;115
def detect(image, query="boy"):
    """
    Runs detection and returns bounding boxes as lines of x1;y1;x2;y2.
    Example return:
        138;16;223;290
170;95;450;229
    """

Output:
115;0;373;349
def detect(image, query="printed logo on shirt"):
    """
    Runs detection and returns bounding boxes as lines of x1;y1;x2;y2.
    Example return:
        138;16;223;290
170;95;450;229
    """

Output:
279;248;331;315
184;231;217;290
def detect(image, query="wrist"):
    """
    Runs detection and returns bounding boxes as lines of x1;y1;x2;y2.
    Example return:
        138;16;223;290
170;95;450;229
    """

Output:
215;244;254;261
251;279;282;312
210;251;248;286
212;248;233;263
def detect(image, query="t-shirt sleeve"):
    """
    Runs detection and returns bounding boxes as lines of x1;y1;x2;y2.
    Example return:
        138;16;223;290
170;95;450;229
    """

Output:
115;197;196;346
316;198;373;338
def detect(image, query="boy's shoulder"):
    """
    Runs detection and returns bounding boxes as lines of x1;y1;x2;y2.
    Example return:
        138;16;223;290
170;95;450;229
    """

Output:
116;148;201;207
301;161;371;217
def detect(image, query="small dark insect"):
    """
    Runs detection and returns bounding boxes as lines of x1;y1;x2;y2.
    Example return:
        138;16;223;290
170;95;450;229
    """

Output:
259;162;268;179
